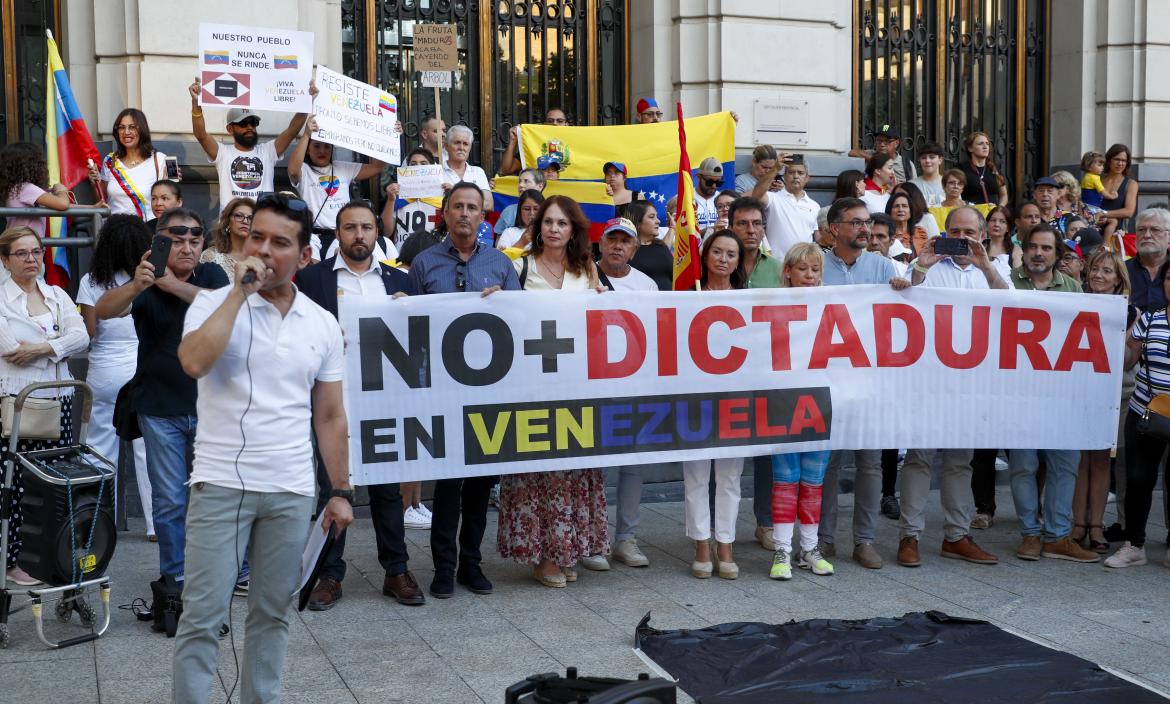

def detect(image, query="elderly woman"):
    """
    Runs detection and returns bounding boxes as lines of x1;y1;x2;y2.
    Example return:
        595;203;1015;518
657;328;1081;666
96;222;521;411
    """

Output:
440;124;493;210
497;195;605;588
683;231;747;580
0;226;89;586
90;108;170;219
200;197;254;283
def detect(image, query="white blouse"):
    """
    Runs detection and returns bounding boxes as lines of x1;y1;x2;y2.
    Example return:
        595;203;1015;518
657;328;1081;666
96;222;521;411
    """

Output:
0;278;89;397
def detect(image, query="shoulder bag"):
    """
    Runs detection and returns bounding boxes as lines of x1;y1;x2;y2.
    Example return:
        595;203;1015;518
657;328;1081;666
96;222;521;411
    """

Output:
1;296;64;440
1136;317;1170;441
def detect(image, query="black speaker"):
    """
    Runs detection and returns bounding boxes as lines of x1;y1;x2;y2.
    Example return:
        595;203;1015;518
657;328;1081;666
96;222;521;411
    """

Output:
16;447;117;585
506;668;676;704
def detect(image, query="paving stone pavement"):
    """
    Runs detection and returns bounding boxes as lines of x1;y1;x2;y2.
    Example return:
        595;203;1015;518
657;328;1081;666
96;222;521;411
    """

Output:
1;486;1167;703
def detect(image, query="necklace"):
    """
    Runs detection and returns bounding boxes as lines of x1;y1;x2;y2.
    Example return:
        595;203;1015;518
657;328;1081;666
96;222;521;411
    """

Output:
537;256;565;283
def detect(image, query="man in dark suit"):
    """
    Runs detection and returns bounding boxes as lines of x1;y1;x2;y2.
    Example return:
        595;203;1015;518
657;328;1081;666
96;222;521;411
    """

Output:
296;200;423;609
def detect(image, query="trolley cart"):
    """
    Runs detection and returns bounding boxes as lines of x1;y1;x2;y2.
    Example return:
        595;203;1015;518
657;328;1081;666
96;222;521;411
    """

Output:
0;381;116;649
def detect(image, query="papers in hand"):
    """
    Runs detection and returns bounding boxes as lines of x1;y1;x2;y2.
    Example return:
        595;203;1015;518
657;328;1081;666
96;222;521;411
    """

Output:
296;512;333;597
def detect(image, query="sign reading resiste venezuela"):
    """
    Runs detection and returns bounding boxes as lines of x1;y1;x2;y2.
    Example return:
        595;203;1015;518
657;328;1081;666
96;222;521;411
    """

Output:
312;66;402;165
198;22;314;112
340;287;1125;485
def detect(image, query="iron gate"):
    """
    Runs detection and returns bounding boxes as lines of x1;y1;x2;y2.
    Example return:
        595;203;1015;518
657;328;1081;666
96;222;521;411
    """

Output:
341;0;627;172
1;0;59;146
853;0;1048;201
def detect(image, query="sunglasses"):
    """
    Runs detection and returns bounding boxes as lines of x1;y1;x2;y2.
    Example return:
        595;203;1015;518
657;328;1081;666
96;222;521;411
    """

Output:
455;260;467;292
161;225;205;237
233;117;260;128
257;192;310;213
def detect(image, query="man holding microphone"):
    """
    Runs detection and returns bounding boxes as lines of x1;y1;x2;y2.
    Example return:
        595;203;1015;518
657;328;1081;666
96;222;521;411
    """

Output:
172;193;353;702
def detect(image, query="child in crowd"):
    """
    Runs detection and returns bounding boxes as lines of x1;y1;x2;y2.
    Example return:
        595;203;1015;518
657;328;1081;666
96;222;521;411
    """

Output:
1079;151;1117;217
769;243;834;581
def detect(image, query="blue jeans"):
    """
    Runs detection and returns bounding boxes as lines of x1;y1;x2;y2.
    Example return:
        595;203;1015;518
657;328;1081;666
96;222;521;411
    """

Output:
139;413;196;580
1009;449;1080;541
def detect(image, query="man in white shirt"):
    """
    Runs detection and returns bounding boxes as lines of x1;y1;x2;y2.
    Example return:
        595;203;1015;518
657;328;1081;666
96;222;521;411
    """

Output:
894;206;1003;570
173;193;353;702
751;156;819;259
187;78;313;212
440;124;493;210
910;142;946;208
694;157;724;233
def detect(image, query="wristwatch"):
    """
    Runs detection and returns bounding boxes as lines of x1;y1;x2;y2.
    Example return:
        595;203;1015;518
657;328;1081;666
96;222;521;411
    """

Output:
329;489;355;504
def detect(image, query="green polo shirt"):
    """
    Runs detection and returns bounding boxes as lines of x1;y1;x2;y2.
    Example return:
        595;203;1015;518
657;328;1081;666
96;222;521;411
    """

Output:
746;250;783;288
1009;266;1083;292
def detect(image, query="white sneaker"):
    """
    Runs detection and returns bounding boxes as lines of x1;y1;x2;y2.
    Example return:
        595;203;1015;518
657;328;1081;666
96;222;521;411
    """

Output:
1104;542;1147;568
612;539;649;567
414;503;433;520
403;505;431;529
579;554;610;571
798;547;834;576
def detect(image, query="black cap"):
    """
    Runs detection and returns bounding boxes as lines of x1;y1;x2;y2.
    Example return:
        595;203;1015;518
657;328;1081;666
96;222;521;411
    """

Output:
1074;227;1105;255
876;123;900;139
1034;176;1061;188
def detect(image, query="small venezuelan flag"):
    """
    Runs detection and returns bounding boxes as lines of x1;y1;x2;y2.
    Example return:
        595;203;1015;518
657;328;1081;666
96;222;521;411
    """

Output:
379;93;396;114
204;50;230;65
274;55;298;69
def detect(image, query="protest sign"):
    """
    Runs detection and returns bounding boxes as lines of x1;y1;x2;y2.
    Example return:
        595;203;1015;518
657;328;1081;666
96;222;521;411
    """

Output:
340;287;1126;485
397;164;444;199
413;25;459;70
312;65;401;165
198;23;313;112
420;71;453;89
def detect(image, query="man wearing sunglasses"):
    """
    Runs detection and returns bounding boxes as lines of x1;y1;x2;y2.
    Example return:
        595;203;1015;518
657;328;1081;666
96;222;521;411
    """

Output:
95;208;229;589
694;157;724;234
188;77;315;212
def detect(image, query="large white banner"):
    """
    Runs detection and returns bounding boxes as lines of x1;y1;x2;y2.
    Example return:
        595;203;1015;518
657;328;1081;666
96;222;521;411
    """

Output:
312;65;402;164
198;23;314;112
340;287;1126;485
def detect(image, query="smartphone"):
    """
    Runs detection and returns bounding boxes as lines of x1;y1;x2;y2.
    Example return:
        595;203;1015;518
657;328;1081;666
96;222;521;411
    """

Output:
147;235;172;278
164;156;180;180
934;237;970;257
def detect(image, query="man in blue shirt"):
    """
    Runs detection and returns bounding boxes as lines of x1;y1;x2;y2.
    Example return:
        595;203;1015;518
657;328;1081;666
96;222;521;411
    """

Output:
408;182;522;599
817;197;908;570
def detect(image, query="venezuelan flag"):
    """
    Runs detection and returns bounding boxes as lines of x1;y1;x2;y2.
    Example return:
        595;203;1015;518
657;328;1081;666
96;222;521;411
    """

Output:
671;105;702;291
45;31;99;287
491;176;615;241
379;93;397;114
204;50;230;65
274;55;298;70
517;112;736;225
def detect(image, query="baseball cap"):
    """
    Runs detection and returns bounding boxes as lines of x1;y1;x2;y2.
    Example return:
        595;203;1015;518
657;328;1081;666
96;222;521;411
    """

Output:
698;157;723;178
602;217;637;238
226;108;260;126
537;154;564;171
1073;227;1104;256
1034;176;1061;189
603;161;628;177
636;98;659;115
876;123;900;139
889;240;912;260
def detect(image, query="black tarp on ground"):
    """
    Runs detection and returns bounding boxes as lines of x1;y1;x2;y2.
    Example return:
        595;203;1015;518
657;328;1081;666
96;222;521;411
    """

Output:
635;610;1167;703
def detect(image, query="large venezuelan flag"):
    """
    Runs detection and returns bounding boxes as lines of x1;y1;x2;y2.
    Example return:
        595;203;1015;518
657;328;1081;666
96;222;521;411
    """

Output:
510;112;736;238
490;176;614;239
45;31;99;286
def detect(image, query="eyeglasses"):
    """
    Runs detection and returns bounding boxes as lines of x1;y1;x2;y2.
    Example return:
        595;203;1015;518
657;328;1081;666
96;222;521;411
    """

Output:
233;118;260;128
162;226;205;238
639;110;663;119
231;212;253;223
7;248;44;260
455;260;467;292
1136;227;1169;236
833;218;873;229
115;124;139;133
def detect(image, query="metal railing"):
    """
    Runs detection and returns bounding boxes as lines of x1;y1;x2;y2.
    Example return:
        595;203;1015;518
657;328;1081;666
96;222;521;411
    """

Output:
0;205;109;297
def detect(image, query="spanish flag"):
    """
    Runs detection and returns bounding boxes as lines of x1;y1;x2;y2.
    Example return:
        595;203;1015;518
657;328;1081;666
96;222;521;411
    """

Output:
671;104;702;291
45;31;99;287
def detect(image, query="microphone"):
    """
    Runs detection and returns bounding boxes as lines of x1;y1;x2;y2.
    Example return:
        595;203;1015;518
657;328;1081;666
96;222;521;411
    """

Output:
241;271;256;285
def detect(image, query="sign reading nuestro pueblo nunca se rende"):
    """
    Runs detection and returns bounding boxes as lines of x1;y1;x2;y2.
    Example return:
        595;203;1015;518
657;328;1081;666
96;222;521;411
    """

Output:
197;22;314;112
341;286;1125;485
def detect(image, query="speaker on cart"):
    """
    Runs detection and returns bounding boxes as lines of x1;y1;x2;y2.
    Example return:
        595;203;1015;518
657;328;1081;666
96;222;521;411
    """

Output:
16;448;117;585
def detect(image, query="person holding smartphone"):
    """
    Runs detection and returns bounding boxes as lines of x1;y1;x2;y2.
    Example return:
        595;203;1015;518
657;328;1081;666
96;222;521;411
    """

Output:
89;108;172;219
95;207;228;589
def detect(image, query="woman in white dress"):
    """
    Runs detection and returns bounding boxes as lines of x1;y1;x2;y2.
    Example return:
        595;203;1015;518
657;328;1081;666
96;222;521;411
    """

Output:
89;109;169;219
76;215;154;539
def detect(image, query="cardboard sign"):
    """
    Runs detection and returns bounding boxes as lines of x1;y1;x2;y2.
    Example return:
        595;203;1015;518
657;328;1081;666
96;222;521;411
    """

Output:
312;65;401;165
413;24;459;71
420;71;452;89
198;22;314;112
396;164;444;199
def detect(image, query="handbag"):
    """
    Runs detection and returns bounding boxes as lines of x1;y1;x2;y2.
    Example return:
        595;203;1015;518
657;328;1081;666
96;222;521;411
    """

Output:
1136;330;1170;441
113;371;142;441
1;359;63;441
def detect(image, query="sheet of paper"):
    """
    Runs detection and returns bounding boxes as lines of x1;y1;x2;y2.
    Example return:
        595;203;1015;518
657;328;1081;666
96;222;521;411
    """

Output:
397;164;444;199
296;512;331;596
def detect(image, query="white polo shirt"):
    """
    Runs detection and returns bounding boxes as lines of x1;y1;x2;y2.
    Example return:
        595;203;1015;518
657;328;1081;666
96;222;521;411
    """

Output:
184;285;344;496
761;189;818;259
917;257;990;289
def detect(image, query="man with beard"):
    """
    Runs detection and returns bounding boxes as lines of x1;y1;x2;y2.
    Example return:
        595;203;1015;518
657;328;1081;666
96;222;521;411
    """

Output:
296;201;421;609
188;77;313;212
1006;223;1100;563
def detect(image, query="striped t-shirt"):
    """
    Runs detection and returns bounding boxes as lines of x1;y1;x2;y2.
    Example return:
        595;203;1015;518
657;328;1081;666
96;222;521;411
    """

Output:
1129;309;1170;415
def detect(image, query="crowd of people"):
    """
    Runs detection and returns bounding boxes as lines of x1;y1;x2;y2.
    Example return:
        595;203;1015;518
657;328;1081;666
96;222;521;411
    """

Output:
0;85;1167;701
